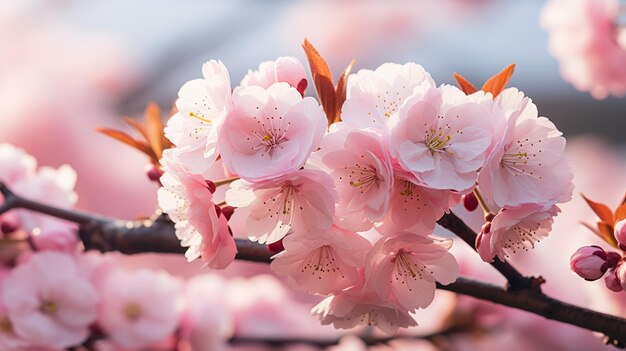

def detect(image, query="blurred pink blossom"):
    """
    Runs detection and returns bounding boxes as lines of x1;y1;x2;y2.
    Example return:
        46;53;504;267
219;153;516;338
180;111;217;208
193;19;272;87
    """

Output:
241;56;308;96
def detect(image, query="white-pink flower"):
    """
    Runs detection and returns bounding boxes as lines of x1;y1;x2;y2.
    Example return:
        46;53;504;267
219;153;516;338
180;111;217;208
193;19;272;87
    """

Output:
97;269;182;350
312;285;417;335
241;56;308;96
310;127;393;231
389;85;493;192
377;166;458;234
270;225;372;295
225;169;336;244
478;88;573;207
158;150;236;269
541;0;626;99
476;202;561;262
1;252;98;349
342;62;435;131
365;233;459;311
0;143;36;185
165;60;231;175
218;82;326;181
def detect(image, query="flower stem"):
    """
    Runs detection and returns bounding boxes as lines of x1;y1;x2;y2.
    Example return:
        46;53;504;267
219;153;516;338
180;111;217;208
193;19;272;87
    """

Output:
473;188;493;217
213;176;240;188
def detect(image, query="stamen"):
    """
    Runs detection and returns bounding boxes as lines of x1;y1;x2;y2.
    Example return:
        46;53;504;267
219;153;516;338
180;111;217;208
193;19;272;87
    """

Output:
189;112;212;124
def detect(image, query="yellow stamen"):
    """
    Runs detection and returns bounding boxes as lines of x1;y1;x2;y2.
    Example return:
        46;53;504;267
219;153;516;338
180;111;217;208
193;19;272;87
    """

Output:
124;303;142;321
189;112;212;124
40;300;58;315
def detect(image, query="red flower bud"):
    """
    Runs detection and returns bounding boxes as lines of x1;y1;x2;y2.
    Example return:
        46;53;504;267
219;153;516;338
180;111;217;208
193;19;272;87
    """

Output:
570;246;609;281
462;193;479;212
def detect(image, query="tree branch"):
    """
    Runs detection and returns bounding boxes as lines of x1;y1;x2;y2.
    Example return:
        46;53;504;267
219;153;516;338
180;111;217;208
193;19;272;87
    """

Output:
1;182;625;347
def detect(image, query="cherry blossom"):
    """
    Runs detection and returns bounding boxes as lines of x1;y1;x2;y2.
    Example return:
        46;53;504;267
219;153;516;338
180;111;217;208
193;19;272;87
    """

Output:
389;85;493;192
158;150;236;269
165;60;231;175
270;225;372;295
310;127;393;231
98;269;182;350
241;56;308;96
476;202;561;262
478;88;572;207
365;232;459;311
312;284;417;335
1;252;98;349
614;219;626;250
225;169;337;244
377;166;458;234
541;0;626;99
218;82;326;181
342;62;435;131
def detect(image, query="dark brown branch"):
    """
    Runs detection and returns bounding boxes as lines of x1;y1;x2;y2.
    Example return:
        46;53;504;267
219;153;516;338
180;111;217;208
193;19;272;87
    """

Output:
437;212;538;291
2;182;625;347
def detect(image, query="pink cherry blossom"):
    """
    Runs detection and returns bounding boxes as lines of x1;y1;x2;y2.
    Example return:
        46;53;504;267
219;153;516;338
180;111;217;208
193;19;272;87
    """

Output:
0;143;36;184
541;0;626;99
377;166;458;234
570;246;612;281
342;62;435;131
2;252;98;349
218;82;326;181
389;85;493;192
476;202;561;262
179;275;232;351
225;169;336;244
165;60;231;175
158;150;236;269
310;127;393;231
365;233;459;311
312;284;417;335
270;225;372;295
241;56;308;96
478;88;573;207
97;268;182;350
614;219;626;250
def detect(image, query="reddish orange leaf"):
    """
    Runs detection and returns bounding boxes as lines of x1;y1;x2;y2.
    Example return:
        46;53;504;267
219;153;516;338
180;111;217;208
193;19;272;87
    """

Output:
302;39;333;83
144;102;167;159
123;117;150;142
597;221;619;248
615;203;626;223
481;64;515;97
453;72;478;95
582;194;614;225
96;128;156;159
314;74;337;125
334;59;355;124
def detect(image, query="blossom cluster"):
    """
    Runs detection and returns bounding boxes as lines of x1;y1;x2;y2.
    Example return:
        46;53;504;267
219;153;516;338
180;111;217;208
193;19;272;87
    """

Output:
0;144;78;252
541;0;626;99
159;55;574;332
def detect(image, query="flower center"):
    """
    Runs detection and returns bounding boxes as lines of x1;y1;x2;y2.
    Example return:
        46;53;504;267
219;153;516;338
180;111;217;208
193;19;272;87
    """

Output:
124;303;143;321
399;180;414;197
345;163;379;192
501;137;544;179
424;124;453;153
40;300;58;315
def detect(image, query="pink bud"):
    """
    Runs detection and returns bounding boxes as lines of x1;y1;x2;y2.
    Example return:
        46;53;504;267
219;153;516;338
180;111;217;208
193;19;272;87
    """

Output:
617;262;626;291
0;220;18;234
605;268;624;292
221;206;235;221
570;246;609;281
462;193;479;212
614;219;626;250
145;164;164;184
296;79;308;97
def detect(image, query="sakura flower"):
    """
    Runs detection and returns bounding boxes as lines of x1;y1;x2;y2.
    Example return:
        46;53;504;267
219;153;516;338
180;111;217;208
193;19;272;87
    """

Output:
241;56;308;96
0;143;36;184
541;0;626;99
312;285;417;335
158;150;237;269
179;275;232;351
2;252;98;349
98;269;182;350
342;62;434;131
218;82;326;181
365;233;459;311
478;88;573;207
377;167;458;234
165;60;231;175
614;219;626;250
476;202;561;262
389;85;493;192
271;225;372;295
225;169;336;244
310;127;393;231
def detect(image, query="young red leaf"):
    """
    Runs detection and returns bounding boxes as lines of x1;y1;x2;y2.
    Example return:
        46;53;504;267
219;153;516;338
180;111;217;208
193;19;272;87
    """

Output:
481;63;515;97
144;102;166;159
597;222;619;248
314;74;337;126
581;194;614;225
123;117;150;142
334;59;355;124
614;203;626;223
453;72;478;95
96;128;156;160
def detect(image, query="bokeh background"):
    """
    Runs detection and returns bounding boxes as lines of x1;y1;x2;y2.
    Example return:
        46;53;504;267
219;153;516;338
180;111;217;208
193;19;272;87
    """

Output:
2;1;626;349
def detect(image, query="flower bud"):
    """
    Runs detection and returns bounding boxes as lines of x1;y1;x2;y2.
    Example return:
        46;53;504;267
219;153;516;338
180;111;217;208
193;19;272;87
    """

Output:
614;219;626;250
221;206;235;221
605;268;624;292
570;246;610;281
205;180;217;194
267;239;285;254
462;193;479;212
617;261;626;291
145;164;163;183
0;220;18;234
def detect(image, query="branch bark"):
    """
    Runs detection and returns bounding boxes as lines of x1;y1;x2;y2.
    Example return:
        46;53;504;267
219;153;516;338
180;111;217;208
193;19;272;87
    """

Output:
1;182;625;347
